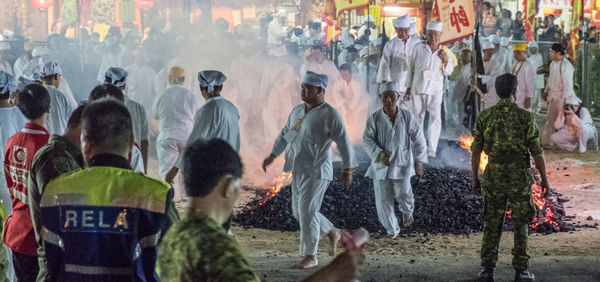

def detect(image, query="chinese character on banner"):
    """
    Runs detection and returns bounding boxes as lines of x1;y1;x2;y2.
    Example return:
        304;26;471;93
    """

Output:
431;0;475;44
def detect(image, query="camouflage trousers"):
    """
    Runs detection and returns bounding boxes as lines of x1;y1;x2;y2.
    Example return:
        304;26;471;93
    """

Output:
481;184;536;270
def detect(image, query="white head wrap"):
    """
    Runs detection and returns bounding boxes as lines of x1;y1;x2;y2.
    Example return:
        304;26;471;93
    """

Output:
565;95;582;105
0;71;14;95
0;42;10;51
527;40;538;48
32;46;50;57
38;59;62;77
364;15;375;23
409;22;416;35
482;41;495;50
393;15;410;28
379;81;399;94
276;10;287;18
16;76;33;92
426;21;443;31
198;70;227;94
500;37;509;47
302;71;328;89
488;34;500;45
104;67;128;87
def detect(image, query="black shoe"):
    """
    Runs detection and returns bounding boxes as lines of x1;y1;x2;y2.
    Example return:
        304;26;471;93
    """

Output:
514;268;535;282
476;267;495;282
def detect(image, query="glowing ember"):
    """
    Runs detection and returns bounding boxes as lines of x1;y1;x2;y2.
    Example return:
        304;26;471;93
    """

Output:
459;135;488;172
262;172;293;201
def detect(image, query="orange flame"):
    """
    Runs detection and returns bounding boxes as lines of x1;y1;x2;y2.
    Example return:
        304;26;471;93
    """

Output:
262;172;293;201
459;135;488;172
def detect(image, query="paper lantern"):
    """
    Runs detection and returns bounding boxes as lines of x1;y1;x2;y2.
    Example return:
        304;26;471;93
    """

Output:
135;0;154;10
31;0;53;9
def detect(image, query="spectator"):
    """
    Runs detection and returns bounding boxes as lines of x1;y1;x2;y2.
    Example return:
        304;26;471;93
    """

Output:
512;11;525;40
482;2;498;36
498;9;513;37
540;15;559;42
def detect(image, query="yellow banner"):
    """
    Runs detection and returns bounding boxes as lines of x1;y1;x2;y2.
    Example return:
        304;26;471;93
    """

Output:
431;0;475;44
93;23;111;42
368;5;382;26
334;0;369;16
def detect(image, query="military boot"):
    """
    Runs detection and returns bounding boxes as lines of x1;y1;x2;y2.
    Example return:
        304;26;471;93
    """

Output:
476;267;495;282
514;268;535;282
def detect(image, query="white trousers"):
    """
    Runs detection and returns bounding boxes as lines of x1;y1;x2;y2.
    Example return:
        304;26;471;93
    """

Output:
532;89;543;114
291;173;334;256
157;138;186;200
373;178;413;236
542;98;564;146
412;93;443;155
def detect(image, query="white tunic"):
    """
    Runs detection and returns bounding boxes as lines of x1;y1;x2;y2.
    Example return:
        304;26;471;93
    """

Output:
152;85;198;141
124;98;149;146
481;58;501;107
43;85;76;135
271;103;357;180
511;60;535;111
527;53;545;89
124;63;158;116
552;107;598;153
546;58;575;102
300;60;341;88
330;78;369;144
13;55;29;78
377;37;421;92
0;107;27;213
363;108;428;180
407;43;455;95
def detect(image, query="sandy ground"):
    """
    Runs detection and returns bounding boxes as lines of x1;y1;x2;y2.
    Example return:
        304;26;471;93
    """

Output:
147;141;600;281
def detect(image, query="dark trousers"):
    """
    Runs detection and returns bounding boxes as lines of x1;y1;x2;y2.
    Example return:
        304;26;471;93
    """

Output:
12;251;38;282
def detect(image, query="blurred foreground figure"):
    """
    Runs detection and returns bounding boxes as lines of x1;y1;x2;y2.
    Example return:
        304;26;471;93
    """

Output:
262;71;357;269
40;99;177;281
362;82;427;237
153;66;198;200
160;139;365;281
471;74;549;282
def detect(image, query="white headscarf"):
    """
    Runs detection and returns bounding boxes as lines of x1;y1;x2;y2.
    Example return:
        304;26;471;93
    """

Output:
0;71;14;95
198;70;227;94
104;67;128;87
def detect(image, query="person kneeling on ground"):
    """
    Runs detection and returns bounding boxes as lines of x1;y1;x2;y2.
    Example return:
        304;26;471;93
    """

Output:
159;138;365;281
550;95;598;153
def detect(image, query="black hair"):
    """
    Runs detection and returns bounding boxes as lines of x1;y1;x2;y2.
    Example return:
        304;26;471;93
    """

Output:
495;73;518;99
67;102;88;129
81;98;132;154
17;84;50;119
340;63;353;72
311;44;324;51
551;43;566;55
89;84;125;103
293;28;303;36
347;46;358;53
0;89;9;100
183;139;243;197
310;22;321;31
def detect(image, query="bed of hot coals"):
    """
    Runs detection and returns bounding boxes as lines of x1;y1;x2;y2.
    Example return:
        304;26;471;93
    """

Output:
234;141;580;235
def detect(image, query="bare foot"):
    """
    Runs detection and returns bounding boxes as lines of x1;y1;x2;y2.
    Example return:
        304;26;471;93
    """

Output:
402;214;414;227
291;256;318;269
327;229;341;257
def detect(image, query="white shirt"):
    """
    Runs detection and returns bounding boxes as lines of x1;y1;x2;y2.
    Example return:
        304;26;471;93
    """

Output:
377;37;421;92
512;60;535;110
407;43;455;95
124;97;149;145
0;106;26;213
300;60;341;87
271;103;357;180
363;108;427;180
527;53;545;89
152;84;198;141
330;78;369;144
554;107;597;153
44;85;76;135
481;58;501;106
546;58;575;101
176;96;240;170
124;63;157;116
267;19;288;46
13;55;29;78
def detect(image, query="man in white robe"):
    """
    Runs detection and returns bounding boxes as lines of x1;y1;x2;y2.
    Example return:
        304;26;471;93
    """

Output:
447;48;472;140
499;37;514;73
363;82;427;237
406;21;454;158
480;41;501;108
38;60;77;135
165;71;240;195
300;45;340;90
124;51;158;137
551;95;598;153
377;14;420;112
512;43;535;111
358;15;377;42
330;63;369;144
488;35;508;75
262;71;357;269
104;67;150;171
152;66;198;199
527;41;544;114
267;10;289;54
13;42;33;79
542;43;575;147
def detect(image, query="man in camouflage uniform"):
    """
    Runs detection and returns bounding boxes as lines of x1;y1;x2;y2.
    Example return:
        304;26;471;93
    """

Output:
471;74;550;282
159;139;365;281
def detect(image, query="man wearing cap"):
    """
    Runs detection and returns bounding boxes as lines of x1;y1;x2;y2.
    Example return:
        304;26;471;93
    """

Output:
38;60;77;135
268;10;289;54
479;40;501;108
471;74;549;282
406;21;454;158
551;95;598;153
0;41;13;76
512;43;535;111
165;70;240;198
301;45;341;91
377;14;420;112
262;71;357;269
527;41;544;114
105;66;150;172
541;43;575;147
358;15;377;42
152;66;199;199
363;82;427;237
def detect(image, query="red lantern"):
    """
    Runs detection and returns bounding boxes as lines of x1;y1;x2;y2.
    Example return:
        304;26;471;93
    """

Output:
31;0;53;9
135;0;154;10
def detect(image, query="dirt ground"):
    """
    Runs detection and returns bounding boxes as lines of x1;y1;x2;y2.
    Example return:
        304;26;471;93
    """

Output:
148;142;600;281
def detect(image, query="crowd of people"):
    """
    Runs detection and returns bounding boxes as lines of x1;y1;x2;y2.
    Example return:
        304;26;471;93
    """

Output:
0;5;597;281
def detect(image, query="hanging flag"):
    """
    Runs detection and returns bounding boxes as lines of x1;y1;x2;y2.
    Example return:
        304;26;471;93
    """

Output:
431;0;475;45
523;0;538;41
568;0;584;60
322;0;341;43
334;0;369;17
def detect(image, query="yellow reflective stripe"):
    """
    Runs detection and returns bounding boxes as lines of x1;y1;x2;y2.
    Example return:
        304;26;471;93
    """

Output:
10;188;28;204
42;226;64;251
138;232;161;248
64;264;132;276
40;193;167;214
